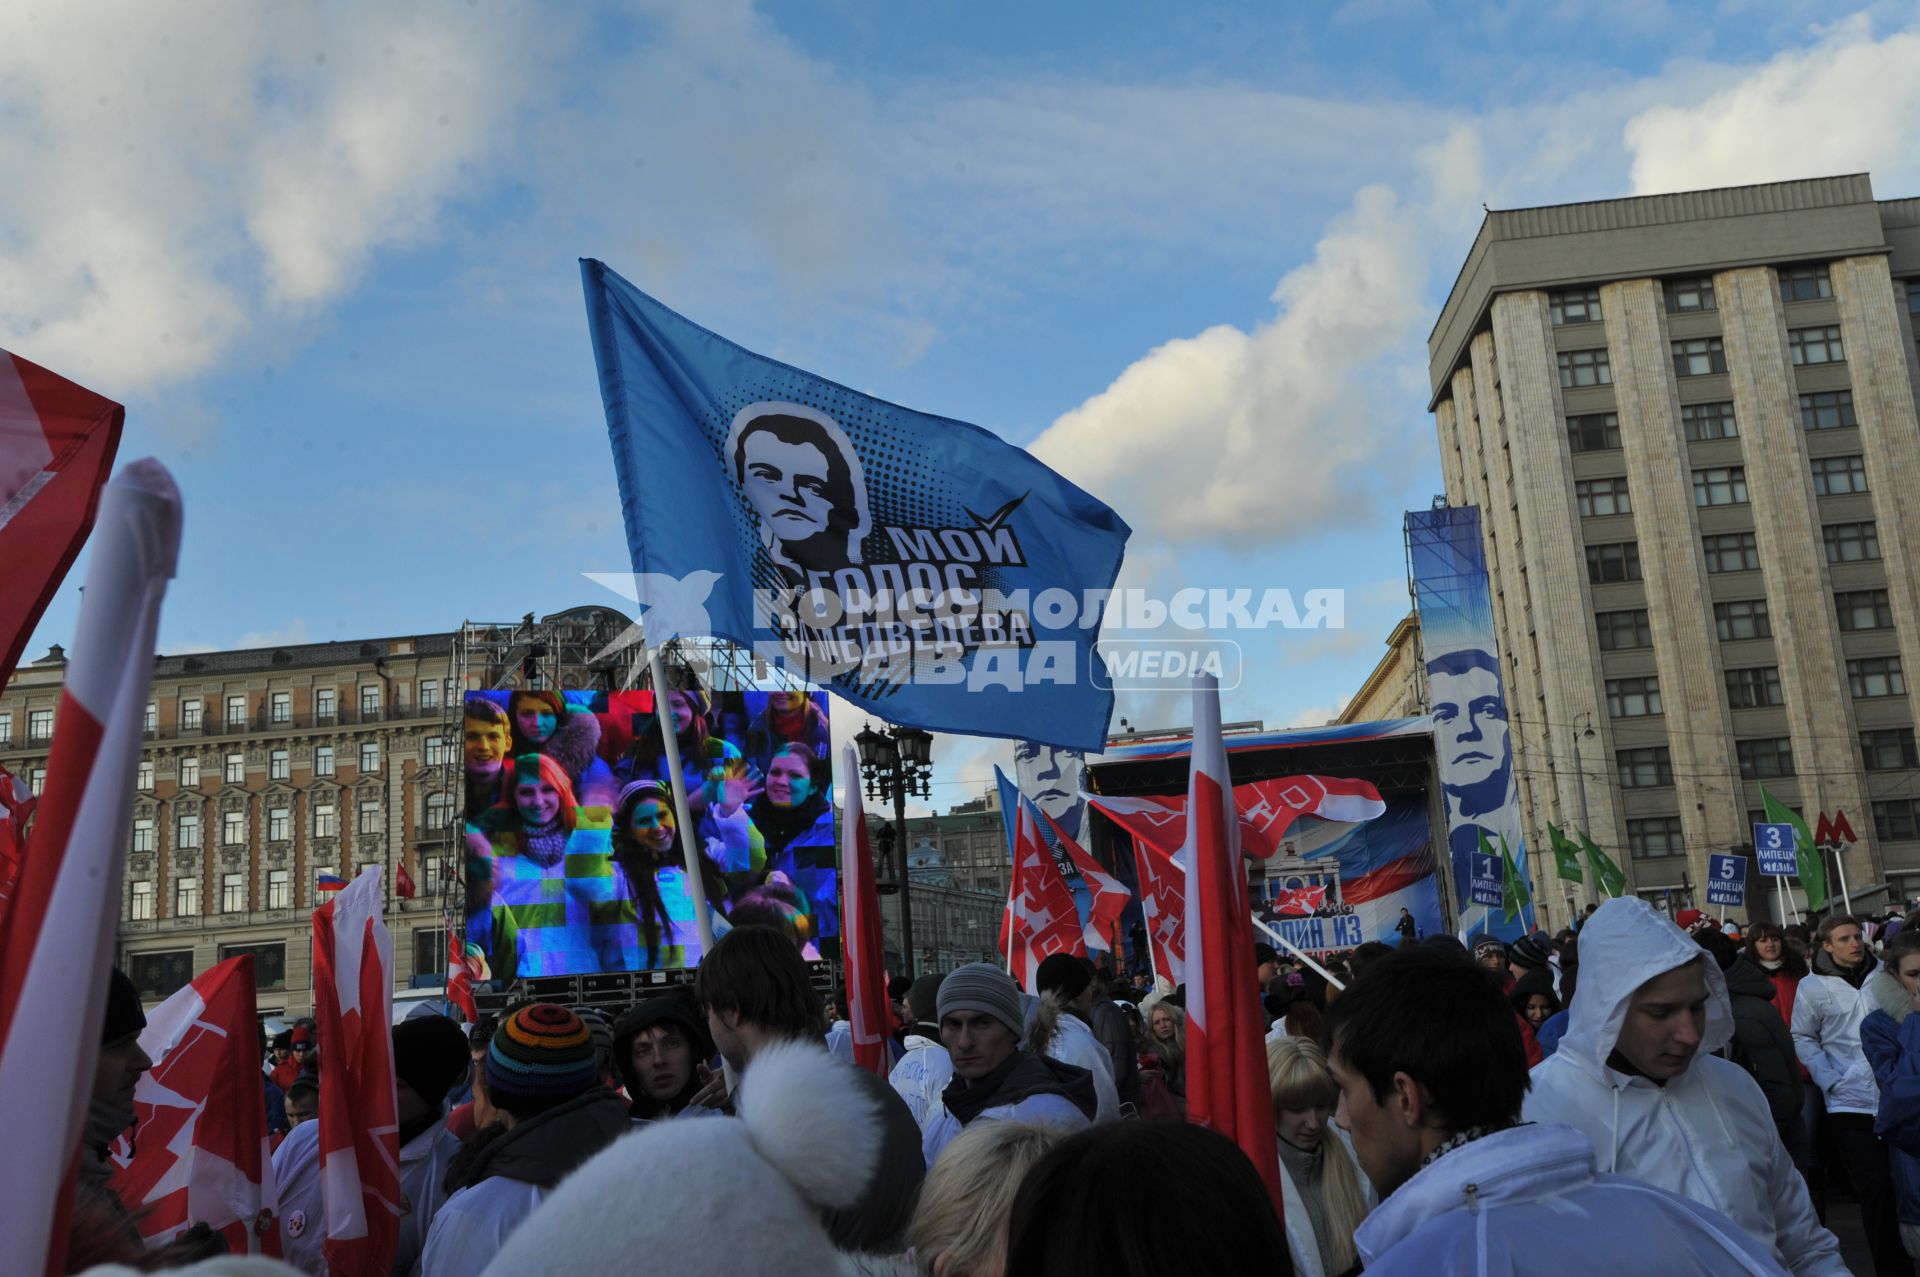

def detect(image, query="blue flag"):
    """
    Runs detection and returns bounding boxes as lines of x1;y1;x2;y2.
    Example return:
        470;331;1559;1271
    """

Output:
582;260;1131;750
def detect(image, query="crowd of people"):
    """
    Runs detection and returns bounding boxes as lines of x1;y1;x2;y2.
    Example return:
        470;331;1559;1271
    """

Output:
63;892;1920;1275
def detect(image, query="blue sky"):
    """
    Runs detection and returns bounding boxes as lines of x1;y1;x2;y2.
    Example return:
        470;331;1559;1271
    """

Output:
6;0;1918;807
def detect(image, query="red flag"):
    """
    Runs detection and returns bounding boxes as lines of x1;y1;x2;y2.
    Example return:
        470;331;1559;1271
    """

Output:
0;350;125;684
1088;774;1384;862
838;746;891;1076
1087;795;1188;983
0;763;35;927
395;861;417;899
1039;805;1131;953
1268;884;1329;916
1002;791;1085;990
312;868;401;1275
445;921;477;1023
108;955;280;1254
1183;673;1283;1214
0;460;179;1277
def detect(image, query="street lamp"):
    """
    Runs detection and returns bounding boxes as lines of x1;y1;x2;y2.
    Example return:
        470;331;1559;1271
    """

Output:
856;722;934;976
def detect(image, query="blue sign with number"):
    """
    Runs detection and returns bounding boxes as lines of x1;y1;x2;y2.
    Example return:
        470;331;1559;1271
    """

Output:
1469;852;1502;906
1707;853;1747;907
1755;823;1798;876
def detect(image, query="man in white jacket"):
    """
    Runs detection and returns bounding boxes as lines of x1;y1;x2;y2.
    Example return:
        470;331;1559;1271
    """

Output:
888;972;952;1131
1524;897;1845;1276
1325;944;1791;1275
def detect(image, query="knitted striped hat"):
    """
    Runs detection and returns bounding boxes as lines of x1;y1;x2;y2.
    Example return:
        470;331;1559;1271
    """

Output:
487;1004;599;1103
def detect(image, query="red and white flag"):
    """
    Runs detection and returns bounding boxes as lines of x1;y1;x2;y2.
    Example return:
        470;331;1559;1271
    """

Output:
1001;791;1085;990
1086;795;1187;983
1236;775;1385;857
1268;884;1329;916
0;763;35;927
0;349;125;684
312;867;402;1275
0;460;180;1277
839;745;891;1076
1040;805;1131;954
1182;673;1283;1213
444;919;478;1023
108;955;280;1255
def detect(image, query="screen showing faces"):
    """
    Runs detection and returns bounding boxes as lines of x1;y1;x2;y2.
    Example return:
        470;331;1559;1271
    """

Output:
462;685;835;980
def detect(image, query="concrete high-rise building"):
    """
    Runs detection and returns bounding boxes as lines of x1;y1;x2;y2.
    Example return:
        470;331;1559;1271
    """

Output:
1426;173;1920;925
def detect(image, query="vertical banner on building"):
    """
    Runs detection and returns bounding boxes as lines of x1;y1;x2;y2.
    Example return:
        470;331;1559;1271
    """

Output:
1009;742;1093;943
1405;507;1535;941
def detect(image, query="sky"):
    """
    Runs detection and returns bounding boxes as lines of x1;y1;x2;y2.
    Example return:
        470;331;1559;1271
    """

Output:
7;0;1920;812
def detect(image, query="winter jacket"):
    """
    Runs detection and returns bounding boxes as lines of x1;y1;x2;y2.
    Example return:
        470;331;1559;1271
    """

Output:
1089;996;1140;1107
1352;1123;1792;1276
888;1033;953;1131
921;1050;1096;1165
543;706;617;808
1024;994;1119;1124
1860;1007;1920;1229
1722;956;1811;1168
274;1116;458;1275
1275;1126;1376;1277
1522;897;1844;1276
1792;949;1879;1116
395;1122;462;1276
1535;1007;1570;1058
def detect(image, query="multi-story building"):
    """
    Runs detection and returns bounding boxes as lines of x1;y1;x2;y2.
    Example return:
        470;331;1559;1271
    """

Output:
1426;173;1920;920
1339;613;1422;725
0;634;461;1015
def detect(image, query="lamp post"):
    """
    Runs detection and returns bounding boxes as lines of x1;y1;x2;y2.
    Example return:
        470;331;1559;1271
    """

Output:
856;722;934;977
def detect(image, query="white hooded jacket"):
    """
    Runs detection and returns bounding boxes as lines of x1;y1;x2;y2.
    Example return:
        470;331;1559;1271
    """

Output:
1792;951;1879;1115
887;1032;953;1132
1523;897;1845;1277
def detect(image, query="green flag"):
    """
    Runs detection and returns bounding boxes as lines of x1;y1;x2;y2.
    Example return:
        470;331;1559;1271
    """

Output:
1577;829;1626;898
1498;834;1530;924
1547;822;1584;884
1760;784;1825;911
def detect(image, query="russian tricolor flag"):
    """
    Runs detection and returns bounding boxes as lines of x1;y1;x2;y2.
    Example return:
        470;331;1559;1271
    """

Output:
316;873;346;893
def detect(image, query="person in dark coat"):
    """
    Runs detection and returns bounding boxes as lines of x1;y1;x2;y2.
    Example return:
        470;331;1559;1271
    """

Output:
1696;928;1810;1170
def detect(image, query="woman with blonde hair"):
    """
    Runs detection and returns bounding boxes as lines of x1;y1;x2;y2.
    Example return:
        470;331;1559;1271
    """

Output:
906;1121;1063;1277
1267;1035;1375;1277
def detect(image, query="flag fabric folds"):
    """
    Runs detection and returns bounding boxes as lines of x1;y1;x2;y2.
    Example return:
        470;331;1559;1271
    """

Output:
0;349;125;684
1181;673;1284;1213
581;259;1131;751
108;955;280;1255
1760;785;1825;911
316;873;346;892
1268;884;1328;916
395;862;416;899
1497;834;1530;924
1086;773;1386;862
996;769;1084;989
1547;822;1585;885
1575;829;1626;899
838;745;891;1076
0;461;179;1277
1039;806;1131;953
0;763;35;929
444;920;478;1023
311;868;401;1275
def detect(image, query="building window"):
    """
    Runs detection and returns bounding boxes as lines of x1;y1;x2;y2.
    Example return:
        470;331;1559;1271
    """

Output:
316;688;336;721
420;680;440;711
1618;747;1674;789
144;702;157;733
425;735;452;766
1862;728;1920;771
0;711;10;743
1567;412;1621;453
1702;532;1760;573
270;748;289;781
130;881;155;921
267;869;291;910
28;768;43;797
1576;477;1631;518
1627;816;1686;859
225;694;247;727
180;699;202;730
224;753;245;784
1800;389;1857;431
1811;455;1868;496
359;800;381;835
270;691;291;724
1824;521;1881;563
359;685;382;717
1726;666;1783;708
220;872;247;913
414;928;449;980
1715;599;1772;641
219;941;286;990
1606;676;1663;717
1585;541;1641;584
315;803;337;838
1558;348;1612;388
175;877;200;916
426;791;455;828
1736;737;1795;780
176;811;200;848
223;810;247;845
1550;288;1602;325
269;807;290;841
127;950;194;1001
133;817;155;853
360;741;380;772
180;756;200;787
1680;401;1738;441
1596;608;1653;651
1665;277;1716;313
1779;265;1833;301
137;760;154;790
1849;656;1905;698
1875;799;1920;842
1692;466;1748;507
315;744;335;776
1789;325;1845;365
27;709;53;741
1671;337;1728;378
425;855;449;899
1837;589;1893;632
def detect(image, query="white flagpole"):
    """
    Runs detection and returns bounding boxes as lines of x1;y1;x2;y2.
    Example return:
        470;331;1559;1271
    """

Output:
647;647;716;959
1834;846;1855;917
1250;914;1346;991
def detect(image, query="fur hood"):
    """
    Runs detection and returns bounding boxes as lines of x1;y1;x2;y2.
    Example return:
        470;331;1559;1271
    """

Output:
480;1041;884;1275
543;708;602;788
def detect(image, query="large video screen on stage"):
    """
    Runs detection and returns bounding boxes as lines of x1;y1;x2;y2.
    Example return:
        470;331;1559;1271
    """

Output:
462;685;836;980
